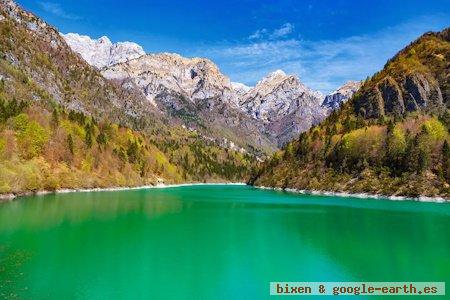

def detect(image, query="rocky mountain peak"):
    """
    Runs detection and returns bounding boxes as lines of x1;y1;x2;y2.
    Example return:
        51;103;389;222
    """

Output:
238;70;327;146
102;52;239;107
231;82;252;97
61;33;145;69
256;69;292;90
354;29;449;118
322;80;361;109
60;30;359;148
260;69;287;82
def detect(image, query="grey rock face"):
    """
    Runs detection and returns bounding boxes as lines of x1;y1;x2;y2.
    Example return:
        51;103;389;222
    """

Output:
356;72;445;118
379;77;405;115
102;53;276;152
102;53;240;107
403;73;443;111
322;81;361;110
238;70;327;146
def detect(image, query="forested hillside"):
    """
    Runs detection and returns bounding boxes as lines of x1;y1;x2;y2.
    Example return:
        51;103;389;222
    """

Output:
0;0;254;195
0;66;253;193
251;28;450;198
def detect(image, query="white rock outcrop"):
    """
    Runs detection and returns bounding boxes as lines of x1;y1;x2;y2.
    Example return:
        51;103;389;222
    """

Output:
61;33;145;69
101;52;240;107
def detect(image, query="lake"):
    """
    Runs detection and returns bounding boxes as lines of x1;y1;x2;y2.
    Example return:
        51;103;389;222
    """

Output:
0;185;449;299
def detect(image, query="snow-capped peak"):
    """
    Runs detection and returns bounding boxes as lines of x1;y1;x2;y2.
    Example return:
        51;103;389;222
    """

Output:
61;33;145;69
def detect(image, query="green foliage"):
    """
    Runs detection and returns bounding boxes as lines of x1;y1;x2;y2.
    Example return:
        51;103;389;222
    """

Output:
96;132;108;147
0;98;28;123
385;124;407;175
330;126;385;172
13;114;49;159
283;142;295;159
422;118;446;141
0;136;5;156
255;113;450;197
84;122;94;148
68;110;86;126
126;139;140;163
296;132;309;160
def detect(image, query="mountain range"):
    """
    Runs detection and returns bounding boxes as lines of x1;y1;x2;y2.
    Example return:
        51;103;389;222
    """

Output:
63;33;359;147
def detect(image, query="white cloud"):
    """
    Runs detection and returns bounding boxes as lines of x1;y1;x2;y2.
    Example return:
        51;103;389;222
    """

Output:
38;2;80;20
249;28;267;40
248;23;294;40
270;23;294;39
194;16;448;94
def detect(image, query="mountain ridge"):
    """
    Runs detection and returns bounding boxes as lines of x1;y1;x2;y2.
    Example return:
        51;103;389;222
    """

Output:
62;32;358;147
250;27;450;198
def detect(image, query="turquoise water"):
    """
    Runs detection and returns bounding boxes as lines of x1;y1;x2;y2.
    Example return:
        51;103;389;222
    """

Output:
0;185;449;299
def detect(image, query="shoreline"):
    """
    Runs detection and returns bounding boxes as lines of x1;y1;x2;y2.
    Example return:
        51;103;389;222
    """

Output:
254;185;449;203
0;182;247;202
1;182;448;204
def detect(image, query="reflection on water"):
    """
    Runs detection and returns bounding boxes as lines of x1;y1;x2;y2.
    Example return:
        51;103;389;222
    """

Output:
0;191;184;231
0;185;449;299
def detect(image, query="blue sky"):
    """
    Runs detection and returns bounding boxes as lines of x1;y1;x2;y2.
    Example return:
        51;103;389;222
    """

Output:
17;0;450;93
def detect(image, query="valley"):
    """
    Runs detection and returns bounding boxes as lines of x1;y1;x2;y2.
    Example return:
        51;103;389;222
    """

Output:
0;0;448;199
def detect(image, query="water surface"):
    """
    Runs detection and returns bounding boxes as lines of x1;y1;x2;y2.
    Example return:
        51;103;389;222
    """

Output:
0;185;449;299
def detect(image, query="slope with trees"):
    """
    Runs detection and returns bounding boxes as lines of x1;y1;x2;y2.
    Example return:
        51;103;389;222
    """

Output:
250;28;450;198
0;0;255;195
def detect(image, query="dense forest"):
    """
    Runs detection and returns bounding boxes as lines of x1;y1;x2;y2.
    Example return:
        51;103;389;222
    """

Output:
0;99;254;194
251;28;450;198
0;39;254;195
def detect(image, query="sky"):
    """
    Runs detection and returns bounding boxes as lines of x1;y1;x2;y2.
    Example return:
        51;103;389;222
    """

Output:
17;0;450;93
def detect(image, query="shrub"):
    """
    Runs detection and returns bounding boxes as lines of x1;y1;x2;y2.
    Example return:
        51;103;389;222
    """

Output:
13;114;49;159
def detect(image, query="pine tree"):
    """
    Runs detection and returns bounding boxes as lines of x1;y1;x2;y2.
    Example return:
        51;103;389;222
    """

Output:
51;108;59;128
417;148;429;174
84;123;93;148
127;140;139;163
442;140;450;182
67;134;74;155
96;132;107;146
